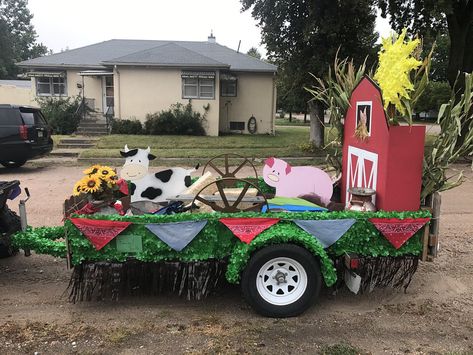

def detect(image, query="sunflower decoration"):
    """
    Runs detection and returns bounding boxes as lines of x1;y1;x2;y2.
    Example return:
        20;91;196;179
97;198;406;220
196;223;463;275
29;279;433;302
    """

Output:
96;165;117;182
72;180;85;196
80;175;102;194
72;165;124;201
83;164;101;176
374;28;421;121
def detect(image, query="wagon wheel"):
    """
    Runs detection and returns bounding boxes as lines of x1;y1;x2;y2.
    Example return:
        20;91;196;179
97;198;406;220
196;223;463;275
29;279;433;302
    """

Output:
191;178;268;213
202;154;258;181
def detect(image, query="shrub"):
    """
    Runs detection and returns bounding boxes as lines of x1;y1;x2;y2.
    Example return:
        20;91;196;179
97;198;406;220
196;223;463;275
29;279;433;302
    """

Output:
111;118;143;134
144;101;207;136
36;96;83;134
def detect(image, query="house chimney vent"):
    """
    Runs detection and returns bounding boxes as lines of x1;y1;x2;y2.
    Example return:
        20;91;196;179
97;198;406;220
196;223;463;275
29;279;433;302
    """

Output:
208;30;216;43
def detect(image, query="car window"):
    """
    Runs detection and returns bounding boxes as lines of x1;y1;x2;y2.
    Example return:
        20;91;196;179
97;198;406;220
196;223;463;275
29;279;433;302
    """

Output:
0;108;21;125
20;108;47;126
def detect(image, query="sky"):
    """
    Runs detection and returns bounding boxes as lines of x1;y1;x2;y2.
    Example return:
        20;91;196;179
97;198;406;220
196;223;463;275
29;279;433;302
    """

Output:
27;0;392;56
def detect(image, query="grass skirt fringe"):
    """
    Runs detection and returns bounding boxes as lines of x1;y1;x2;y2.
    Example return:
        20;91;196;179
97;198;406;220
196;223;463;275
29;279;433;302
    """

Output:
67;260;227;302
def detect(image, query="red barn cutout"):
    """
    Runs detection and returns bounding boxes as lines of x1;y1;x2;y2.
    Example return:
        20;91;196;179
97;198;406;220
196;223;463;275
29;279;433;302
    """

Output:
341;76;426;211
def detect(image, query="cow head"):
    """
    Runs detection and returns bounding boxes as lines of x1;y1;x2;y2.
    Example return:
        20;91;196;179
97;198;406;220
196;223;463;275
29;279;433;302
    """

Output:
119;145;156;180
263;157;292;187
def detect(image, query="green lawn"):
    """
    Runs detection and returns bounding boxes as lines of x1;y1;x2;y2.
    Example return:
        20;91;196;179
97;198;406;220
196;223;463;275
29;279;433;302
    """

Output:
55;125;437;167
80;127;324;161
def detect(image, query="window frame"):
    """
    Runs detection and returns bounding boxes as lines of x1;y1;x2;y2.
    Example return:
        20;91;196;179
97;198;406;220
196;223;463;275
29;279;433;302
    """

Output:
181;72;215;100
220;79;237;97
36;76;67;97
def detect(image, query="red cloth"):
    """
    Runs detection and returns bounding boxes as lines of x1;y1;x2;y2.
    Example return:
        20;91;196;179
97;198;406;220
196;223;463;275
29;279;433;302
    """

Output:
219;218;280;244
74;202;99;215
70;218;132;250
369;217;430;249
117;179;129;195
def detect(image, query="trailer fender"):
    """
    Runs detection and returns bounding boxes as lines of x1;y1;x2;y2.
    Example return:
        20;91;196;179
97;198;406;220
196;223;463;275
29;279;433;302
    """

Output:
225;223;337;287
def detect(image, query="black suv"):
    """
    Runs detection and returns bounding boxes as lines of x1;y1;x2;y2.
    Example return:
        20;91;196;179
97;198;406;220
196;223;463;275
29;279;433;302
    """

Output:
0;105;53;168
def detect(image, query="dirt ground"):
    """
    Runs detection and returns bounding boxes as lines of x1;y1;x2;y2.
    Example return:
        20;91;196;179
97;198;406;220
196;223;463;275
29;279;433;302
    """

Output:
0;162;472;354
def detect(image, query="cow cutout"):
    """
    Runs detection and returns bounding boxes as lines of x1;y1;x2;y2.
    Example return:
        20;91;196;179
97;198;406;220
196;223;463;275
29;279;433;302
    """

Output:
263;157;333;205
120;145;196;204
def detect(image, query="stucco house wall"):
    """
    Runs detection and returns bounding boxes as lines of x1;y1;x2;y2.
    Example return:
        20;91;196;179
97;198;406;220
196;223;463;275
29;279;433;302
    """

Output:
218;72;276;135
0;81;35;106
116;67;221;136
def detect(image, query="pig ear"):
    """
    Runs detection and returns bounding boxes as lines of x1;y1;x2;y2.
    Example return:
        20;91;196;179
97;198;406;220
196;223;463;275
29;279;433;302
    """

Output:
285;162;292;174
265;157;275;168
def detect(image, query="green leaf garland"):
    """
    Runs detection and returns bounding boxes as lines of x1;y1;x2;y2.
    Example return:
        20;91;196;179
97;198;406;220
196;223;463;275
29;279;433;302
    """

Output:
12;209;430;287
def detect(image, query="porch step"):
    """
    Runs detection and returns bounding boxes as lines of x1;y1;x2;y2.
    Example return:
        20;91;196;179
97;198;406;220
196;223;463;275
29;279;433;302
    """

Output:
56;143;96;149
75;130;109;136
50;149;82;157
57;137;99;144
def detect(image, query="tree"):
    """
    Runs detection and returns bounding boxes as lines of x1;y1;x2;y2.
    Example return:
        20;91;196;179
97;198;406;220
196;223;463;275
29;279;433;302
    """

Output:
377;0;473;87
0;0;48;79
247;47;262;59
241;0;378;147
415;81;451;119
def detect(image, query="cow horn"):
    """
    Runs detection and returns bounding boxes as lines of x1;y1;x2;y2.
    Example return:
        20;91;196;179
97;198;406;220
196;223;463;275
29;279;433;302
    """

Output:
146;146;151;153
124;144;129;152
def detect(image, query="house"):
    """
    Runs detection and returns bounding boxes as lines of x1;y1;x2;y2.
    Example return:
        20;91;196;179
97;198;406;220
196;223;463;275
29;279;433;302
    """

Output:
341;76;426;212
16;34;277;136
0;80;35;106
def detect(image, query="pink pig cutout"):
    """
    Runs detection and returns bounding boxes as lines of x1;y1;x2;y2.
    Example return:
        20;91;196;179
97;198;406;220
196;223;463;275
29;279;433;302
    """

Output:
263;157;333;205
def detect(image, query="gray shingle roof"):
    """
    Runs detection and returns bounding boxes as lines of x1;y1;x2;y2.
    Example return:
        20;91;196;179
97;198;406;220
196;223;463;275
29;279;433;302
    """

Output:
17;39;277;73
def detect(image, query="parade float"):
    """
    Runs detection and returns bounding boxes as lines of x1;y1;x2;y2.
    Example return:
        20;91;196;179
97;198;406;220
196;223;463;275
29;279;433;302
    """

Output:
13;29;472;317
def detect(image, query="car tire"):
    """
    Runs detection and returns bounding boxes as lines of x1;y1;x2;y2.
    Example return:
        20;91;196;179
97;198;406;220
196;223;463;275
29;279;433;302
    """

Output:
0;206;21;258
0;160;27;168
241;243;322;317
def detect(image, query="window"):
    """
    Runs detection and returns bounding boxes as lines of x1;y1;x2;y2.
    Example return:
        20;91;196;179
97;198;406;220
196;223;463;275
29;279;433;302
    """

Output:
220;73;237;97
36;76;67;96
182;72;215;99
221;80;237;97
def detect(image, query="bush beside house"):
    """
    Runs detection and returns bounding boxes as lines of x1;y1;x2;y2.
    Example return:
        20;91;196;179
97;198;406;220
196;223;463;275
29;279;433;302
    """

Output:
36;96;82;134
144;101;208;136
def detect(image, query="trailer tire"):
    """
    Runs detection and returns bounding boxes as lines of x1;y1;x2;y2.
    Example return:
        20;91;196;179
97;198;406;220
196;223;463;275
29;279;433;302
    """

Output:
0;206;21;258
242;243;321;317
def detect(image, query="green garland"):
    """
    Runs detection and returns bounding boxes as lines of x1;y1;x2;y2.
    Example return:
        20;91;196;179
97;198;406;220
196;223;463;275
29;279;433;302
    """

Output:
12;226;67;258
13;209;430;287
226;221;338;286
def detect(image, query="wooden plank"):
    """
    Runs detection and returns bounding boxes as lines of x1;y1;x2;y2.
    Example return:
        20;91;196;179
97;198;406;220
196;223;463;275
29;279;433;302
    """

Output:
421;223;430;262
171;194;265;203
429;192;441;258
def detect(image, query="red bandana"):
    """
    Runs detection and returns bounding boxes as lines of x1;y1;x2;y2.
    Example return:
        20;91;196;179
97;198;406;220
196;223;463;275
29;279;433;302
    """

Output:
369;217;430;249
219;218;280;244
70;218;132;250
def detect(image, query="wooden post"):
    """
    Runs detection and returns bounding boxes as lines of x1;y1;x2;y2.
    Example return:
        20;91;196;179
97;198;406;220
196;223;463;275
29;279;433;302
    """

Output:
429;192;441;259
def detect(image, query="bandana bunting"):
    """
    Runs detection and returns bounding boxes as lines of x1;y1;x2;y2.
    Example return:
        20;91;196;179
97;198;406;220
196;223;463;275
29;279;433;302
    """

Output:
146;220;208;251
70;218;132;250
369;217;430;249
219;218;280;244
293;219;356;248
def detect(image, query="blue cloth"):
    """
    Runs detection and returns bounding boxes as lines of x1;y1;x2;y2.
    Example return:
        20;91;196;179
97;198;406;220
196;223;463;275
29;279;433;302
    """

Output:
262;204;326;213
293;219;356;248
146;220;208;251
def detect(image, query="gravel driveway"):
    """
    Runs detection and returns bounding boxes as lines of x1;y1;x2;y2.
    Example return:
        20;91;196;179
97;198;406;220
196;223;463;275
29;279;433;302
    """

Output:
0;162;472;354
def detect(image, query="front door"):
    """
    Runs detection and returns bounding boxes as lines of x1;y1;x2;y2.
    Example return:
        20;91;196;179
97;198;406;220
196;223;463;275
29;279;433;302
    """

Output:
102;76;114;114
345;145;378;206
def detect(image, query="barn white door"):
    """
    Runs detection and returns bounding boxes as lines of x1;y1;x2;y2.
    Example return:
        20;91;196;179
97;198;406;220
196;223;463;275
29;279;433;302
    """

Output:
345;146;378;206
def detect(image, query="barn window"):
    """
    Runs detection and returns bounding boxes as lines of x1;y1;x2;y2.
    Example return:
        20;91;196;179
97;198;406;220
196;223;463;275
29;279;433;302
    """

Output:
182;71;215;99
355;101;372;136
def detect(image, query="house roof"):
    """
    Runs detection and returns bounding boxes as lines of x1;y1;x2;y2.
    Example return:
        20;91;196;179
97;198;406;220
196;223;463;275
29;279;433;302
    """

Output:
17;39;277;73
